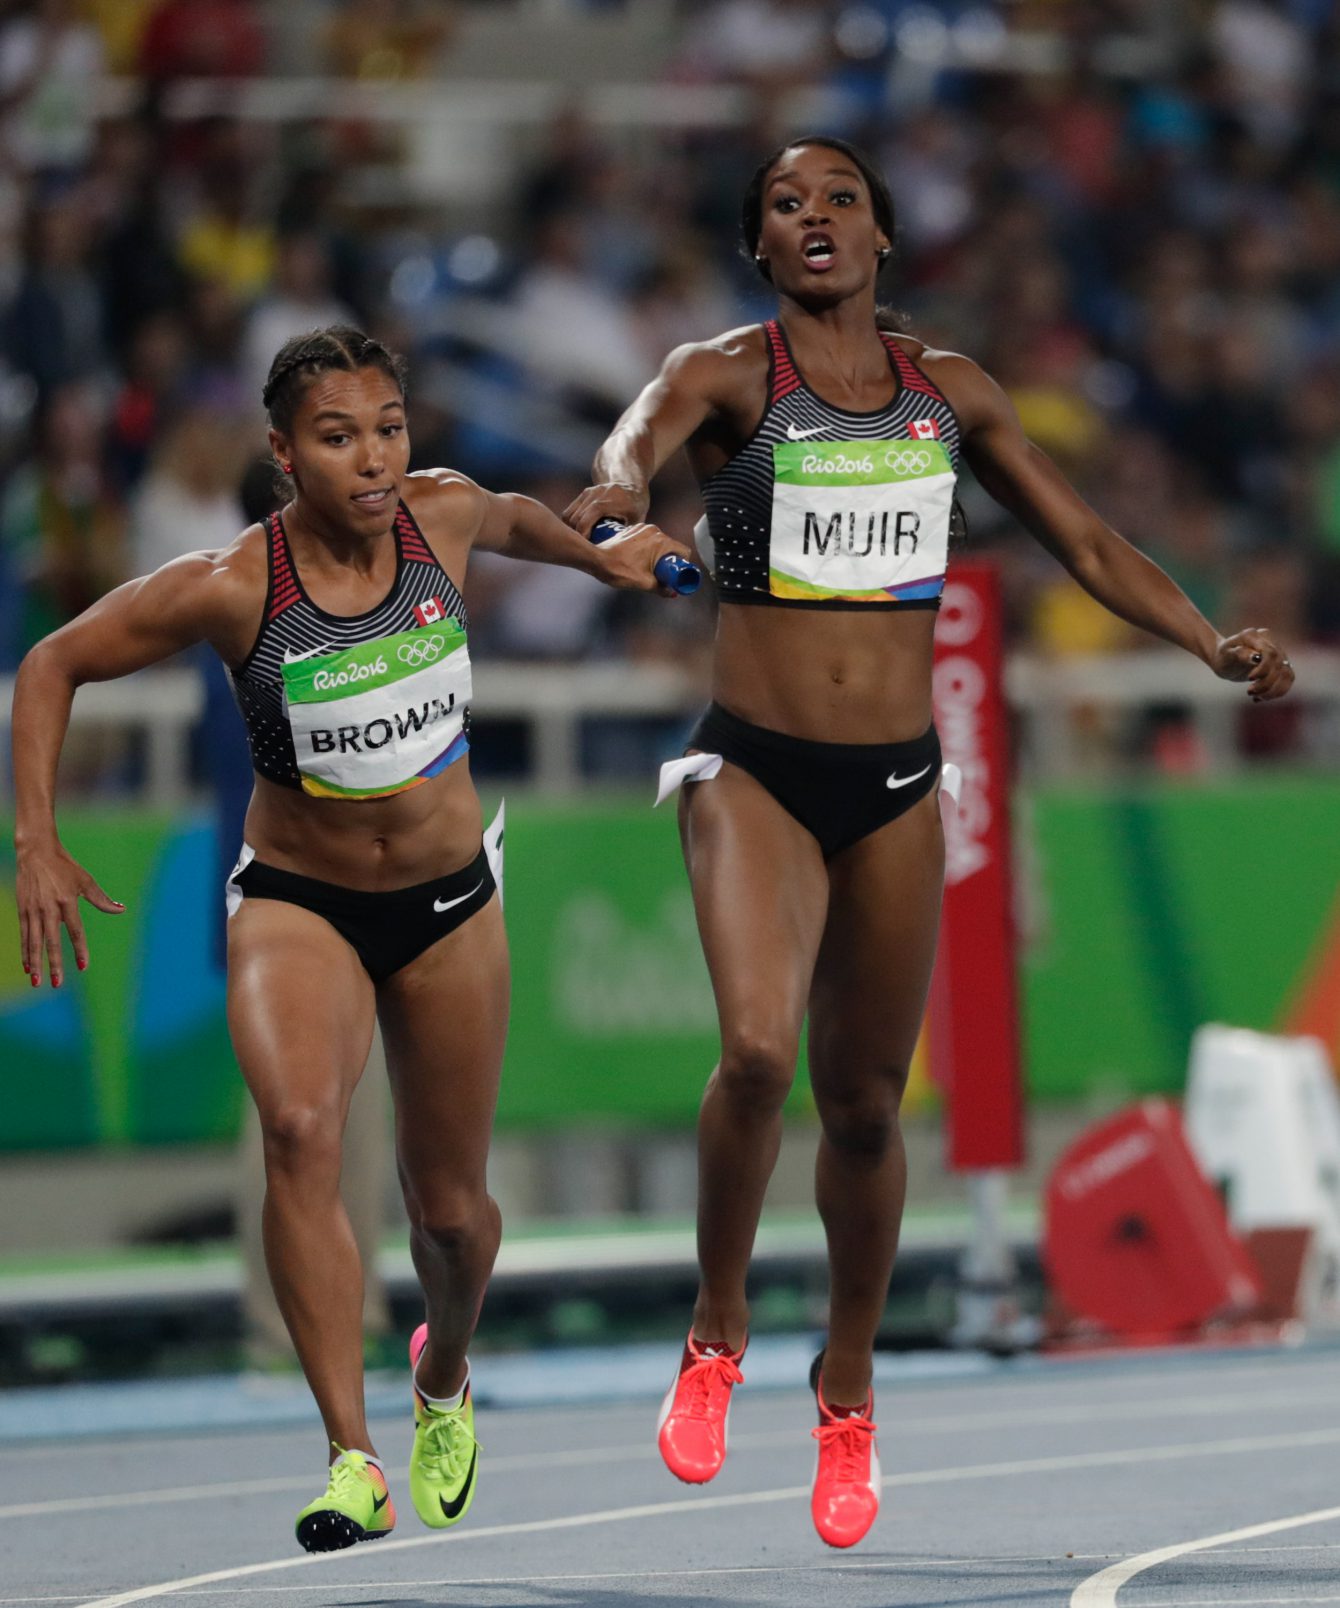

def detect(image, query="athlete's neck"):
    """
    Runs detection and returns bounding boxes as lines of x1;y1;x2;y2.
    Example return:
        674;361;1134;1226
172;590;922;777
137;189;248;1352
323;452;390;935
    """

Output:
777;295;892;397
283;499;392;576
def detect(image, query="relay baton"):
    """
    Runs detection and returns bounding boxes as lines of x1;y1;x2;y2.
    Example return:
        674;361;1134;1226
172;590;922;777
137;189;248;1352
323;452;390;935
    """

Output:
590;519;701;596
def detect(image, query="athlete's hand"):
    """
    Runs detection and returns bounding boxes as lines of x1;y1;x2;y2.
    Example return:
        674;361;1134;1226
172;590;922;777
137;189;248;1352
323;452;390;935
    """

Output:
1211;628;1296;702
589;522;693;596
563;481;649;537
15;843;124;987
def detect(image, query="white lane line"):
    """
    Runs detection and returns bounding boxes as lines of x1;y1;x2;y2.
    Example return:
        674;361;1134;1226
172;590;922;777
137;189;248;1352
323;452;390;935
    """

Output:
150;1541;1340;1595
75;1424;1340;1608
11;1383;1333;1523
1070;1504;1340;1607
163;1560;1033;1594
73;1485;817;1608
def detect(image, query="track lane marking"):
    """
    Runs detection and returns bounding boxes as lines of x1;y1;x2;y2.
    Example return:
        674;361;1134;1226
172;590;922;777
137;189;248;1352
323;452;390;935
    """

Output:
75;1424;1340;1607
1070;1504;1340;1606
11;1383;1335;1523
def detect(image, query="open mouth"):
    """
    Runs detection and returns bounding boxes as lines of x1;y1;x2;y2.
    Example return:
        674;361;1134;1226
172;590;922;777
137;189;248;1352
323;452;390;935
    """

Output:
802;233;836;268
352;487;394;508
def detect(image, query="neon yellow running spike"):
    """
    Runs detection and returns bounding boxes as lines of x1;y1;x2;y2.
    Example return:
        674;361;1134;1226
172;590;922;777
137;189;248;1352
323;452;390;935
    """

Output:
294;1450;395;1553
409;1323;480;1528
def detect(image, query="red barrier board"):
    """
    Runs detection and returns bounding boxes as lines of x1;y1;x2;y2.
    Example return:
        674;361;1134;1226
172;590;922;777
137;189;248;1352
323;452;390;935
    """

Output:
929;560;1025;1171
1045;1100;1261;1335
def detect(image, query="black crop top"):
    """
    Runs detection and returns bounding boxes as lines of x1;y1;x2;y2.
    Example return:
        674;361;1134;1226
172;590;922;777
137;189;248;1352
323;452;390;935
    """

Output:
698;321;962;610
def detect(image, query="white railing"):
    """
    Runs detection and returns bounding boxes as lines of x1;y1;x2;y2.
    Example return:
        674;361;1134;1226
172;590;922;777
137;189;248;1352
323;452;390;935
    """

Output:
1;649;1337;806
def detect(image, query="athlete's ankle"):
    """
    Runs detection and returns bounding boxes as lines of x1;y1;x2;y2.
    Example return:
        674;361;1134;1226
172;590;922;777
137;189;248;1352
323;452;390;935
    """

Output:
690;1302;748;1354
415;1350;468;1402
816;1346;873;1409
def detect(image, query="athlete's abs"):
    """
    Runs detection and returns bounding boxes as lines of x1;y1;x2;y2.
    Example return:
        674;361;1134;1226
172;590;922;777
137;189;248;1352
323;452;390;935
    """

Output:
712;602;935;744
242;764;483;891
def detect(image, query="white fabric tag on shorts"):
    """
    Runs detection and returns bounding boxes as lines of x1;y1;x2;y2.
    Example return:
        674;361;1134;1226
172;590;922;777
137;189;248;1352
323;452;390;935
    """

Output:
940;762;962;808
483;800;505;909
224;841;256;920
655;751;723;807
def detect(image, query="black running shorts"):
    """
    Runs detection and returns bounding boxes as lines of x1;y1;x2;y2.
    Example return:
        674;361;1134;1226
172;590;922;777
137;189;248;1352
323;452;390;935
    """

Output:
226;843;496;983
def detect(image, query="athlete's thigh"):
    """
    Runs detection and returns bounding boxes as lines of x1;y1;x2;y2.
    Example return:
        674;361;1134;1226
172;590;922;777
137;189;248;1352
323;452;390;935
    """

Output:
808;788;945;1093
376;895;509;1187
226;899;377;1118
679;764;830;1039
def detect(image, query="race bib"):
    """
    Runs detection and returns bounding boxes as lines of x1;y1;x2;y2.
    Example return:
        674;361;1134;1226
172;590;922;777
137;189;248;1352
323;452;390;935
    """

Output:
281;620;473;800
769;439;953;603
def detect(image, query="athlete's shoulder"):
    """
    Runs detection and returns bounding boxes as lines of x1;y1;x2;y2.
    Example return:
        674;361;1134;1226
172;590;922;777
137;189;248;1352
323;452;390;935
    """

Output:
122;522;267;662
888;334;997;425
400;469;488;544
160;523;267;611
659;325;768;405
666;323;768;371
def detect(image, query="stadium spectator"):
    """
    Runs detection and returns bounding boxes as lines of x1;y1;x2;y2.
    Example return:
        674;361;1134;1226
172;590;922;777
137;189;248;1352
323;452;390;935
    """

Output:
3;191;106;393
323;0;457;80
242;232;357;411
0;0;105;178
138;0;266;82
128;384;249;576
0;380;124;658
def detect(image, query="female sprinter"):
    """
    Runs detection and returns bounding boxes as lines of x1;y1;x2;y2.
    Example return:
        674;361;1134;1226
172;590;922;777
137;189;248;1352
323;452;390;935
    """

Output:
12;326;686;1552
564;139;1296;1549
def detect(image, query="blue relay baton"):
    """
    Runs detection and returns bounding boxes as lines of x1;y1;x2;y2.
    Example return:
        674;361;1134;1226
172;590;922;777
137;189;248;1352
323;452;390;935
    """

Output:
590;519;701;596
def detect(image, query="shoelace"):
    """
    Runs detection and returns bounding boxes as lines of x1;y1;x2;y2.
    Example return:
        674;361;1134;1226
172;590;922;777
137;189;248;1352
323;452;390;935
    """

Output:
812;1414;877;1484
678;1352;744;1419
326;1457;370;1499
418;1409;479;1477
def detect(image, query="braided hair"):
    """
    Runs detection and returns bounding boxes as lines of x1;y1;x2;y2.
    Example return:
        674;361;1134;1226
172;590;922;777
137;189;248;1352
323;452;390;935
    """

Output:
262;326;408;436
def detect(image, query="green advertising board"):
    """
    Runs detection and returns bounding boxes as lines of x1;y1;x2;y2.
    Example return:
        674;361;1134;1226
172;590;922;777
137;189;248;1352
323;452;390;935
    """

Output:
1;777;1338;1150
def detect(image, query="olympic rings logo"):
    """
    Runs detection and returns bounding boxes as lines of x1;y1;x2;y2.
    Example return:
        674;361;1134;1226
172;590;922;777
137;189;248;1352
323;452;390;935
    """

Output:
398;637;445;666
883;448;932;474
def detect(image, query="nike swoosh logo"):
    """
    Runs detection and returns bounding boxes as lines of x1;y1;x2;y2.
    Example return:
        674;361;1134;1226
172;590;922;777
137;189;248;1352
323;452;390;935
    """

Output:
785;423;826;440
886;763;933;790
434;878;485;914
438;1445;477;1520
282;644;334;663
372;1490;388;1513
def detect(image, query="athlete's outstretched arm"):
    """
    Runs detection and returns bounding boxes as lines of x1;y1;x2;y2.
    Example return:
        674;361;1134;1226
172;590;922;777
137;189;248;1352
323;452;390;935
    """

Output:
945;355;1295;701
13;552;249;985
563;342;739;535
409;469;690;592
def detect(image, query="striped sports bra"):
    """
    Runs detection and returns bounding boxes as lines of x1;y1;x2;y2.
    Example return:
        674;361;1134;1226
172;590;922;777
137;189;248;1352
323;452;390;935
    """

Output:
699;320;962;610
228;499;471;797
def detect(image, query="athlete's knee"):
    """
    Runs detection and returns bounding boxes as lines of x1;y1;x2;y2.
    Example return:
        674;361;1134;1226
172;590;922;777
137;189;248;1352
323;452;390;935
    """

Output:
405;1182;496;1254
714;1026;797;1113
259;1101;343;1178
816;1076;907;1158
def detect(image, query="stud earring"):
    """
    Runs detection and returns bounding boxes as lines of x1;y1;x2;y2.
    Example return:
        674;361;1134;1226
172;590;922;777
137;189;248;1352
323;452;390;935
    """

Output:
280;461;292;474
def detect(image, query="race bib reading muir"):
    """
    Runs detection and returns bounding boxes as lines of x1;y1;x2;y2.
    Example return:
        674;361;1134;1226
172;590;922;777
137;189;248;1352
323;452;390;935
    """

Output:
280;619;472;800
769;439;954;603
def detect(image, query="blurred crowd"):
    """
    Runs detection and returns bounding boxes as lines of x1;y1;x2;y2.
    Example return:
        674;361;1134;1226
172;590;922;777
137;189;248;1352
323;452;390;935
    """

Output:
0;0;1337;760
